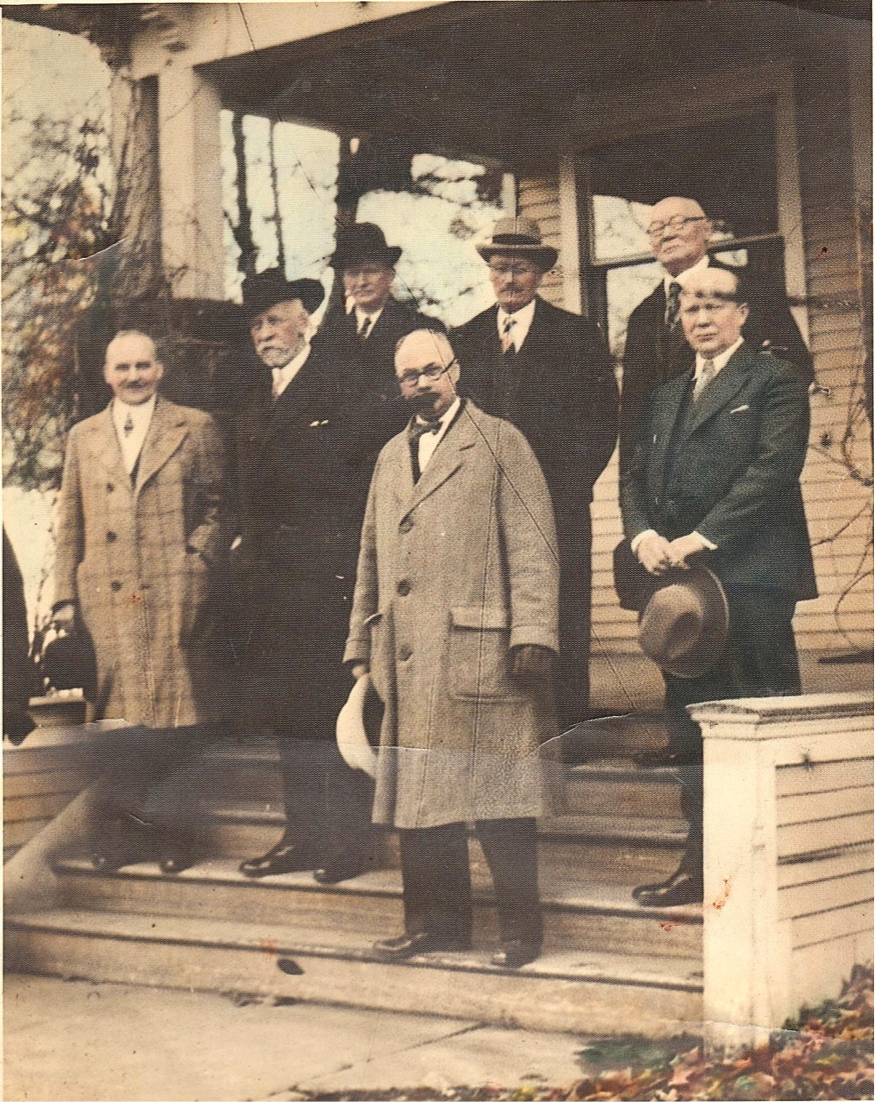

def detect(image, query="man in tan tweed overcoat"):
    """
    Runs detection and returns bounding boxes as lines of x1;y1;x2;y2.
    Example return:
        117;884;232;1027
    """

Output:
54;330;229;873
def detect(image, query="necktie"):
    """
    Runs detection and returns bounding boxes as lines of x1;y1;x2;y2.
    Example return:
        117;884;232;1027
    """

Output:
501;317;516;354
123;413;134;436
271;369;283;401
409;419;442;443
693;358;716;401
665;281;682;330
358;316;372;341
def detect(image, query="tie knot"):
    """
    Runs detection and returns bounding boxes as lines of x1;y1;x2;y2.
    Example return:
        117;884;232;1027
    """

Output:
358;315;373;339
409;419;442;442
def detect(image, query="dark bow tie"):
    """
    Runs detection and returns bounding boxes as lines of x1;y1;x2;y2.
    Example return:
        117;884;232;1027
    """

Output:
409;419;442;442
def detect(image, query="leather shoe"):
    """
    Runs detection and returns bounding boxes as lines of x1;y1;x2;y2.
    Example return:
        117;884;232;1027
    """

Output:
372;931;470;960
239;840;319;879
632;871;703;907
313;847;371;885
491;940;540;969
159;846;195;875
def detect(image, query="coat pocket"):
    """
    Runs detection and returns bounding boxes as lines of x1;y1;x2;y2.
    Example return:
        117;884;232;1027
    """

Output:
363;611;388;701
448;605;525;702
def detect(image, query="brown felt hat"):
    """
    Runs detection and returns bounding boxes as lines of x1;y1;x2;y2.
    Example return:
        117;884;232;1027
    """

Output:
638;565;729;678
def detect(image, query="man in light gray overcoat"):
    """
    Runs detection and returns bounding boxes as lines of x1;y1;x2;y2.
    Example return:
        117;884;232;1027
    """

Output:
344;329;560;970
54;330;228;874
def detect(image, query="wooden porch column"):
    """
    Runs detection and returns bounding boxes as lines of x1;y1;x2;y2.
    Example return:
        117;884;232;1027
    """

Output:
691;693;873;1054
157;65;224;299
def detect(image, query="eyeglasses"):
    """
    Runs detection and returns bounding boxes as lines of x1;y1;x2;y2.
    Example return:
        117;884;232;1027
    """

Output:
397;361;456;389
647;215;707;239
488;261;539;277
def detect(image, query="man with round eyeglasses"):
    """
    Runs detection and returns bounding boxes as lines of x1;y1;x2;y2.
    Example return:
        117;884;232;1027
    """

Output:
619;194;813;470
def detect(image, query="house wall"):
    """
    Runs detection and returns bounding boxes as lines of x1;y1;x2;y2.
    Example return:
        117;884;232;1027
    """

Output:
518;40;872;658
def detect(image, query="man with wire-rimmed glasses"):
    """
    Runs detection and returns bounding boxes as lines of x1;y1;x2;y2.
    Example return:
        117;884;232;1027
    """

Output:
344;328;561;970
619;195;812;471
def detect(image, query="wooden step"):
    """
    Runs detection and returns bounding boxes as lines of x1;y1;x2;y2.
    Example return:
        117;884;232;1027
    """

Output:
53;857;702;960
5;907;703;1037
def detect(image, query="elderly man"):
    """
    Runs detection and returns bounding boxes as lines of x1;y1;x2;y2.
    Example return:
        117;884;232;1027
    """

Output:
620;267;816;906
619;195;813;467
453;216;618;731
233;269;379;885
315;223;442;470
345;328;560;970
54;330;228;872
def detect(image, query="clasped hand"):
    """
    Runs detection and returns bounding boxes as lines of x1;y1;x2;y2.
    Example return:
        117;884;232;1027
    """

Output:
637;533;707;576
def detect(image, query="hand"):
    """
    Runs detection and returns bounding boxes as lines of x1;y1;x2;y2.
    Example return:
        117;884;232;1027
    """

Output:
52;603;76;630
511;645;555;693
636;534;674;576
350;663;369;680
667;534;709;570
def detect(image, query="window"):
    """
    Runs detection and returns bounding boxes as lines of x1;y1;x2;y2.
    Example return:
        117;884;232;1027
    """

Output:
585;113;786;362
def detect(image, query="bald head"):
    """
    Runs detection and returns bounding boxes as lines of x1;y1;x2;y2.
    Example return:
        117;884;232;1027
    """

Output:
395;329;460;420
647;196;712;276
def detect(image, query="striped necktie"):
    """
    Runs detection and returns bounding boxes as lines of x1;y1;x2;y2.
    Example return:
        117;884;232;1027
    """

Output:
693;358;716;401
501;317;516;354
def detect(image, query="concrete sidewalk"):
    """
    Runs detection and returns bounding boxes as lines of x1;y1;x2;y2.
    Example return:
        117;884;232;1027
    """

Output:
4;974;594;1101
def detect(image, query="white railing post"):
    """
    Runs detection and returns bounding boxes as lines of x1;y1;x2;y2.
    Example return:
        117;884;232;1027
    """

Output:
691;693;874;1055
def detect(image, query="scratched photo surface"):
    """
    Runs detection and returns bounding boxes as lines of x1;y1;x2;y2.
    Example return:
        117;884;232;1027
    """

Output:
3;3;873;1100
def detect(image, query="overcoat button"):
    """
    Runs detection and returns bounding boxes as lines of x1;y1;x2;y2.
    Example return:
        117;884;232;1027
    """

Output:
398;646;412;661
110;581;122;592
106;483;115;493
396;579;411;596
106;531;117;542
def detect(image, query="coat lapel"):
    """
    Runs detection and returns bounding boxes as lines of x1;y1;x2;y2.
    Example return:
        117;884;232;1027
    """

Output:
402;405;476;516
649;369;693;474
84;405;131;491
135;398;189;495
683;345;754;439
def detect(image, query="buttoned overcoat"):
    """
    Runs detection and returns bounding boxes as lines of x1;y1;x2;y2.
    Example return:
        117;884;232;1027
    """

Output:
343;401;561;829
54;398;228;729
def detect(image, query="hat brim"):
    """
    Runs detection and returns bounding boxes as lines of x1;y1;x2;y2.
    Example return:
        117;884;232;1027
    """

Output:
336;673;379;778
638;565;729;678
242;279;325;320
329;246;402;270
476;243;558;270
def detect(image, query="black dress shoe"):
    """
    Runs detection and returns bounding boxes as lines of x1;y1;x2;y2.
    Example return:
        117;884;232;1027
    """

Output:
239;840;319;878
313;847;371;885
158;846;196;875
90;835;152;873
632;871;703;907
372;931;470;960
491;940;540;969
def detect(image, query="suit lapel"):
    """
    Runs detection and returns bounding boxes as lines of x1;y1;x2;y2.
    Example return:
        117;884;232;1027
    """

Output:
135;398;189;495
683;345;754;439
650;370;693;474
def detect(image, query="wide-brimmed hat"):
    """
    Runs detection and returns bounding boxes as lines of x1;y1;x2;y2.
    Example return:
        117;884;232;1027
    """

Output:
241;269;325;319
638;566;729;678
330;223;402;270
476;216;558;270
335;673;381;778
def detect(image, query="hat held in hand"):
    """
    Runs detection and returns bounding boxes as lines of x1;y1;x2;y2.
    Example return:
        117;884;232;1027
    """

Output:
638;565;729;678
336;673;380;778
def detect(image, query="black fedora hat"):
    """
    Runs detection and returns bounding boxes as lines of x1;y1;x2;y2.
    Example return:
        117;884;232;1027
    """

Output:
637;565;729;679
241;269;325;319
330;223;402;270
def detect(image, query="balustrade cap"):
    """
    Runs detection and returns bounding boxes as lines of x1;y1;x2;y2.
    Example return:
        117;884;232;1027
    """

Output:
689;691;873;732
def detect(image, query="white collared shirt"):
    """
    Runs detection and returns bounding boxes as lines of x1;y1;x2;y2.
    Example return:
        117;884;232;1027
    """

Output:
354;306;384;337
271;343;311;399
496;298;537;351
695;336;744;381
112;394;156;475
663;254;710;297
415;396;461;472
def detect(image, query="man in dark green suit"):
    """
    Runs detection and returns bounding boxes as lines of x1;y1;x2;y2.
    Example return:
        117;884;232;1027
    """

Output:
621;266;817;907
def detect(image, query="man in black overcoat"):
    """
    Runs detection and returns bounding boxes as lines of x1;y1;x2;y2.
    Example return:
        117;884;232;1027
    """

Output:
619;195;813;468
233;270;378;885
453;217;619;730
621;266;817;907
